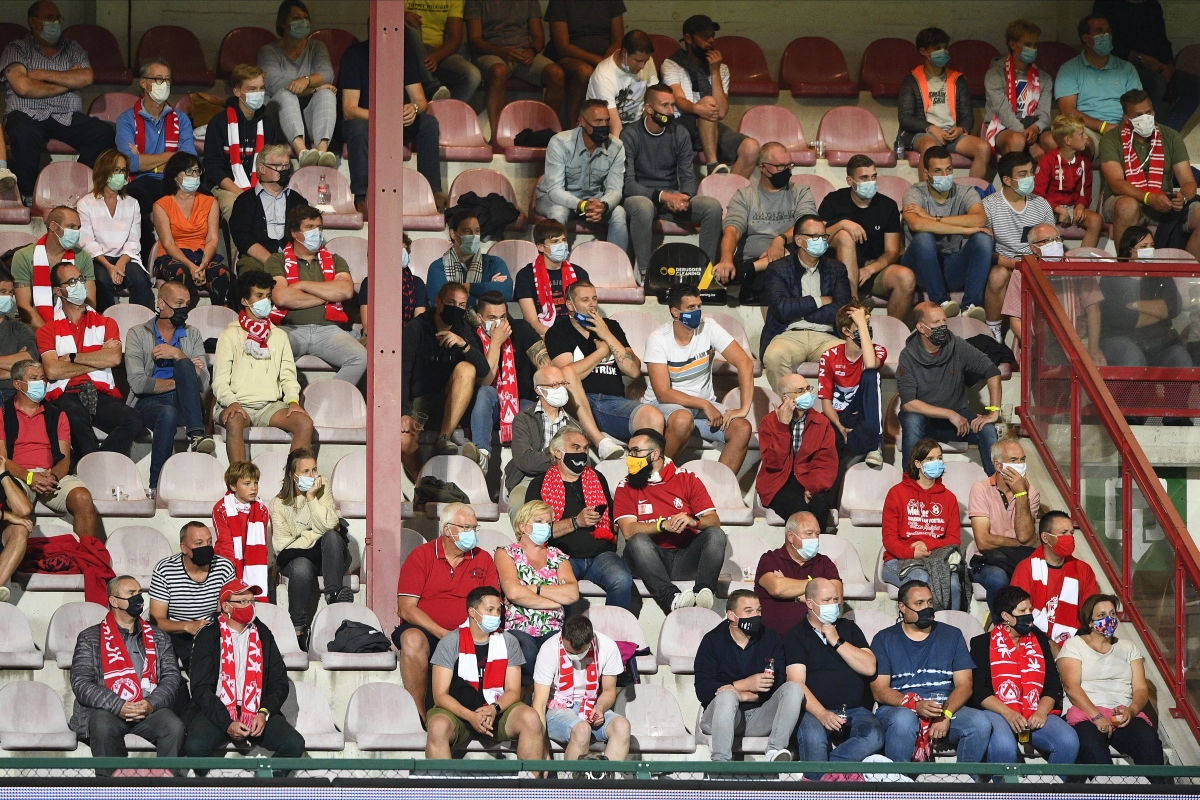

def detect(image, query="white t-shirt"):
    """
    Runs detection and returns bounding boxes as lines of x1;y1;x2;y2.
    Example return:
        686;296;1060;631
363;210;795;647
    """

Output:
661;58;731;105
924;73;955;130
982;192;1056;260
586;53;658;125
641;319;734;405
1057;635;1143;709
532;631;624;705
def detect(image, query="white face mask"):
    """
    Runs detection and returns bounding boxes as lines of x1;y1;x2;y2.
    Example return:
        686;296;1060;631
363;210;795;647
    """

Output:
148;81;171;104
540;385;569;408
1002;462;1028;477
1037;240;1065;260
1130;113;1156;138
1136;246;1156;260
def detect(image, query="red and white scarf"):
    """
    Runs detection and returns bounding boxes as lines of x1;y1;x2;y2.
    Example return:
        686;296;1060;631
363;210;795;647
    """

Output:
99;612;158;702
213;493;269;601
1025;557;1086;644
238;311;273;360
547;636;600;718
31;234;73;323
47;304;118;400
475;324;519;443
531;253;577;328
133;99;179;175
901;692;933;762
457;620;507;704
1122;120;1165;194
226;106;264;190
539;466;614;541
269;243;347;325
217;615;263;726
985;56;1040;147
989;625;1046;718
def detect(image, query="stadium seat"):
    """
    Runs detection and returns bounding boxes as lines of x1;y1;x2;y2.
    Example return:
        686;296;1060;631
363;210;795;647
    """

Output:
66;25;132;85
251;450;289;504
721;385;781;438
723;530;770;591
188;304;237;364
616;685;696;754
685;461;752;525
284;680;344;750
344;682;427;750
819;534;876;600
1177;43;1200;77
289;167;364;229
656;606;722;673
1036;41;1079;78
324;235;368;292
736;106;817;166
697;172;750;213
0;23;25;47
0;604;45;669
876;175;911;209
869;314;910;377
476;528;513;555
0;189;31;226
707;311;762;377
567;240;644;303
845;608;894;644
309;603;397;670
946;315;1011;378
486;238;537;275
817;106;897;167
427;99;494;162
157;452;226;516
218;26;275;82
1066;246;1113;260
1155;247;1197;262
942;459;987;524
592;460;628;498
712;36;776;96
136;26;215;85
840;462;903;526
21;524;84;590
693;703;767;754
254;602;310;670
304;380;367;443
948;40;1001;98
936;609;985;646
401;168;446;231
311;28;358;83
779;36;857;98
409;237;451;282
104;302;156;349
584;606;657;674
171;94;204;155
45;601;107;669
606;311;657;366
0;682;77;751
107;526;172;586
493;100;562;162
77;453;155;516
874;548;899;600
448;169;527;232
790;173;836;207
962;540;988;602
418;455;499;521
955;176;992;193
330;451;365;518
0;231;35;254
859;37;921;98
87;91;138;124
650;34;678;71
32;160;93;220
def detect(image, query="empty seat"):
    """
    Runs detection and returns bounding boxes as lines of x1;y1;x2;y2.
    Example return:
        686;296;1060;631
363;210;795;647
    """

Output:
867;314;909;376
948;40;1001;98
790;173;835;207
310;28;358;82
0;604;45;669
254;601;310;670
0;23;25;47
1036;41;1079;78
447;169;526;232
289;167;364;230
724;530;770;590
684;461;752;525
1176;43;1200;77
304;380;367;443
77;452;155;516
427;99;494;162
817;106;897;167
88;91;138;127
817;534;875;600
876;175;911;210
1066;246;1114;260
846;608;895;644
859;38;921;98
136;26;215;85
309;603;397;670
486;239;537;274
711;36;775;96
218;26;276;82
251;450;290;505
697;172;750;213
779;37;856;98
32;160;93;220
0;681;77;751
584;606;656;674
567;240;643;303
408;237;451;282
107;526;172;586
935;609;985;646
650;34;678;71
721;385;780;437
657;607;721;674
418;455;499;522
941;460;988;524
401;168;446;231
284;680;344;749
706;311;762;377
840;462;903;526
736;106;817;166
0;231;36;255
615;684;696;753
157;452;226;516
330;451;365;518
324;235;368;292
1155;247;1197;262
187;303;237;343
0;187;31;226
66;24;132;84
46;601;108;669
592;460;629;498
493;100;562;162
475;528;513;555
104;303;156;349
344;682;427;750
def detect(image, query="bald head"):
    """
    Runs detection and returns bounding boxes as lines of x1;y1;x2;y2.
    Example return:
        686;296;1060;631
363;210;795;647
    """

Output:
47;206;78;229
778;373;809;396
534;365;566;387
158;280;190;305
805;576;837;602
914;301;942;327
758;141;788;164
1028;223;1063;260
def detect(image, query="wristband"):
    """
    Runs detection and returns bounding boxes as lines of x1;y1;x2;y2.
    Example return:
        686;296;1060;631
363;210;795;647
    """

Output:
493;702;502;717
984;406;1000;412
1143;191;1151;205
942;709;954;719
1099;122;1106;133
578;200;587;213
25;471;33;486
1091;712;1105;723
1012;491;1028;498
536;584;542;595
258;707;270;720
656;517;664;533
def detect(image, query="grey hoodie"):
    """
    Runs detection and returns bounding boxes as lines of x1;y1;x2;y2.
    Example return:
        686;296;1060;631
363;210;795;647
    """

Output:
896;331;999;411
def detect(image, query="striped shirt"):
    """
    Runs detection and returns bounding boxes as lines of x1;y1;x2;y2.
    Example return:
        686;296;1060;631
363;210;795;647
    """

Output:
149;553;235;622
641;319;733;405
982;192;1056;260
0;35;89;124
76;192;142;261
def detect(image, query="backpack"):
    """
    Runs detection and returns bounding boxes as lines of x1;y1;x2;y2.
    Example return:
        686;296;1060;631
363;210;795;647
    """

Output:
327;620;392;653
413;476;471;510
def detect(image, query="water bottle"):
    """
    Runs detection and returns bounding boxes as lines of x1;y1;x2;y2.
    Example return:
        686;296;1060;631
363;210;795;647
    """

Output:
894;135;906;162
764;658;775;677
317;174;330;206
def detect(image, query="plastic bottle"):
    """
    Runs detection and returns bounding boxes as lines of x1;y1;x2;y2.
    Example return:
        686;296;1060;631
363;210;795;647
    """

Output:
317;174;330;206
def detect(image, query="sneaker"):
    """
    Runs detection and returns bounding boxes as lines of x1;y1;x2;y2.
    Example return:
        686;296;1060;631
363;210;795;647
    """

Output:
963;304;987;321
597;437;624;460
317;150;338;168
335;586;355;604
670;589;695;611
299;148;321;167
435;435;459;456
711;163;731;174
764;748;792;762
188;433;216;454
940;299;960;318
0;586;9;603
431;85;452;101
0;167;15;195
695;587;714;609
460;441;479;463
295;629;309;651
865;448;884;467
476;448;490;474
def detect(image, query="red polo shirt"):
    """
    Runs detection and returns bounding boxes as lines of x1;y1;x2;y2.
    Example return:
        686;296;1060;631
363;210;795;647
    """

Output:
7;403;69;470
612;461;716;549
396;537;499;631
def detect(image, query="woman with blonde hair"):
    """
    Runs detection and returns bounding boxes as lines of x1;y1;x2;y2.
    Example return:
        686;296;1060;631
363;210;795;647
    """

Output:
76;149;152;311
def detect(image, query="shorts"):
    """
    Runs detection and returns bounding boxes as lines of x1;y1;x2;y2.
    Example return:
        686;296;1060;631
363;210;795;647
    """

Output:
546;706;619;744
411;394;447;428
653;400;728;443
475;53;553;87
869;264;894;298
587;393;643;441
216;400;289;428
427;701;529;745
390;620;440;654
22;472;87;515
1101;193;1164;225
677;113;747;162
1083;126;1104;154
909;129;965;152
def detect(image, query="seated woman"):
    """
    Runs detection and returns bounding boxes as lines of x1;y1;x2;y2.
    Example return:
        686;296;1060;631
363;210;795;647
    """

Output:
152;152;230;305
497;499;579;684
970;585;1079;766
259;0;337;168
880;437;963;610
1058;593;1166;781
76;149;153;312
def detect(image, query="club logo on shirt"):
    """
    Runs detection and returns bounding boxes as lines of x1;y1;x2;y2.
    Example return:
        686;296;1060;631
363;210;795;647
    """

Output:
674;497;683;509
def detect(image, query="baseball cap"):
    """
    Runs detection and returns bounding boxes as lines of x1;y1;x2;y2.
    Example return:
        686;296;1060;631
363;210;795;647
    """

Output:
219;578;262;603
682;15;719;37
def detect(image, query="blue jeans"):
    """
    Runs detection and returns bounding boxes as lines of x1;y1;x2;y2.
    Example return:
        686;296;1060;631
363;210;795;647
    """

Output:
880;558;962;610
406;25;481;102
900;407;998;476
1139;64;1200;134
94;258;154;312
509;629;556;685
876;704;991;763
973;565;1010;610
535;196;630;253
470;387;532;455
982;710;1079;765
570;552;633;610
135;359;206;488
797;706;884;770
902;231;993;308
586;393;642;441
836;367;881;455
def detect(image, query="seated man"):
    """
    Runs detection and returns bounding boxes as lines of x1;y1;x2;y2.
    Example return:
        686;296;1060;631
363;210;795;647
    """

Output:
644;285;754;472
427;586;545;759
201;64;278;222
69;575;183;767
149;521;237;668
968;436;1040;610
13;206;96;329
585;29;658;139
0;465;30;602
818;303;886;470
898;302;1001;475
532;614;630;762
0;267;40;406
820;155;916;319
229;144;305;275
1011;510;1100;646
513;219;591;337
615;427;727;613
534;100;628;260
760;216;850;392
713;142;818;305
184;579;305;763
621;83;723;276
983;20;1056;159
755;374;838;526
755;511;842;636
404;0;481;102
1033;115;1103;249
870;580;991;763
544;0;625;127
425;211;513;302
695;589;803;763
901;147;993;321
1055;15;1143;156
264;205;367;386
213;270;312;464
662;15;759;178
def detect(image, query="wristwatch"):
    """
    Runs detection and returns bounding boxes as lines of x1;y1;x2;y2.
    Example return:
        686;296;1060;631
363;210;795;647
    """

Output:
68;352;76;363
831;639;844;651
258;707;270;721
492;702;502;717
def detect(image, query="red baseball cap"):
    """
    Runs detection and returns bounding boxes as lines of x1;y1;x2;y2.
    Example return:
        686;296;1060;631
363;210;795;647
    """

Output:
219;578;262;604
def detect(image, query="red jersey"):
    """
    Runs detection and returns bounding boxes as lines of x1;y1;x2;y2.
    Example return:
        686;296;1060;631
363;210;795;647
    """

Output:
817;342;888;412
1011;553;1099;645
881;474;962;560
1033;148;1092;211
396;537;499;632
613;460;716;549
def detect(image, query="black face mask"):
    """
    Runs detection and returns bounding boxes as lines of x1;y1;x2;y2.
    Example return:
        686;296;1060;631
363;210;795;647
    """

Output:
850;327;872;347
275;167;292;188
166;305;189;329
692;44;710;59
737;615;763;637
651;110;672;127
626;461;656;489
121;592;145;618
561;451;589;475
767;169;792;190
587;124;610;145
926;325;952;347
1011;613;1035;637
440;305;466;329
188;545;215;567
912;607;936;629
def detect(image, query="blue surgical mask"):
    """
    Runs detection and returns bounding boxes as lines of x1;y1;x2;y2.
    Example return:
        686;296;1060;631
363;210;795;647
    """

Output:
303;228;324;251
804;237;828;258
548;242;569;263
459;234;481;257
250;298;273;318
1014;176;1035;196
289;19;311;39
244;91;266;111
1091;33;1113;56
296;475;316;492
24;380;46;403
56;226;80;249
931;175;954;193
795;391;816;410
66;282;88;306
921;459;946;479
1019;46;1038;65
799;538;819;559
478;612;502;633
818;603;840;624
402;249;410;269
180;176;200;193
930;49;951;68
529;522;552;545
0;295;13;316
573;311;593;327
40;21;61;44
679;308;702;329
854;180;878;200
454;527;478;551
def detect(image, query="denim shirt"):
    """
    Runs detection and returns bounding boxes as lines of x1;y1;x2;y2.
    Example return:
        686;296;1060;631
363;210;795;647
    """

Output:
116;102;197;177
536;127;625;211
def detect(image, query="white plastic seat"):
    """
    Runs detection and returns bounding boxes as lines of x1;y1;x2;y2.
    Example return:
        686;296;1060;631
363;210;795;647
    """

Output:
941;460;988;525
656;607;721;674
304;380;367;443
0;681;77;750
283;680;344;750
614;684;696;753
325;235;368;291
418;455;499;522
707;311;763;377
0;604;45;669
592;460;629;495
723;530;770;592
569;240;644;304
605;311;657;369
874;547;899;600
46;601;108;669
252;450;290;506
21;524;84;591
935;610;985;646
819;534;875;600
410;237;452;283
694;705;768;754
869;315;911;377
840;462;902;527
1066;247;1114;261
188;303;239;342
104;303;155;349
683;461;753;525
254;602;310;670
476;528;513;555
107;526;172;586
308;603;397;671
76;452;155;516
330;452;365;518
721;385;780;439
583;606;656;674
845;608;895;644
157;452;227;516
343;682;427;750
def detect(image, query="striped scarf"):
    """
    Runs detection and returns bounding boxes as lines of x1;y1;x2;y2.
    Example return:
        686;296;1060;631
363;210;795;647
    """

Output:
989;625;1046;718
46;304;118;400
1122;120;1165;193
227;106;264;190
441;245;483;286
133;99;179;175
546;636;599;718
476;324;518;444
216;616;263;727
212;493;270;601
901;692;933;762
457;621;507;704
984;56;1040;146
531;253;576;328
269;243;347;325
1026;557;1086;644
539;466;614;541
238;311;273;360
31;234;73;323
99;613;157;702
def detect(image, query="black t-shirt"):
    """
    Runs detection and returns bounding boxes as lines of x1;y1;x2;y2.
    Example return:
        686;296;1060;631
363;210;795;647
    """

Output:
543;315;629;397
512;263;590;320
782;617;873;710
448;641;491;709
493;317;543;402
360;271;430;320
543;0;625;59
528;469;614;559
818;188;902;264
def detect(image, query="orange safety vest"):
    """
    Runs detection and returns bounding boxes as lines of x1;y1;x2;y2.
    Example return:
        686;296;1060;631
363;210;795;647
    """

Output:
910;65;963;122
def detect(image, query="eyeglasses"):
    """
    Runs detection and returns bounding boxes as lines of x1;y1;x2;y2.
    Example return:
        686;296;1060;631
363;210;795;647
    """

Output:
799;233;830;242
762;162;795;172
143;76;171;85
181;167;201;177
782;388;811;398
537;381;569;390
111;168;129;175
1032;236;1063;247
627;447;657;457
262;162;291;172
224;597;253;607
58;277;86;288
447;522;479;534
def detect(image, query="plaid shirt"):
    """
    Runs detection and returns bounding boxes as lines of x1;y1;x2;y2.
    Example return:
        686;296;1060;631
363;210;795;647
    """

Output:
791;417;806;452
0;35;89;124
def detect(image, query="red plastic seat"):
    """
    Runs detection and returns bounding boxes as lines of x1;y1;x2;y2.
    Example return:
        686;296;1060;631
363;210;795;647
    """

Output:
569;241;643;304
447;169;527;232
859;38;921;99
492;100;561;162
311;28;358;83
779;37;856;98
1177;43;1200;77
816;106;897;167
288;166;364;230
1036;41;1080;79
218;27;275;82
650;34;679;71
33;161;93;221
948;39;1001;98
0;23;25;48
0;231;35;253
712;36;776;97
789;174;835;207
136;26;215;86
402;168;445;231
876;176;911;209
736;106;816;166
0;188;30;227
426;99;494;162
64;24;132;85
697;173;749;214
88;92;138;124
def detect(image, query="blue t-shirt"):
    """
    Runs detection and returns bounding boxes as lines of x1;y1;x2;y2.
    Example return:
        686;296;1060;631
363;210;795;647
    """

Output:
152;324;185;381
870;622;973;699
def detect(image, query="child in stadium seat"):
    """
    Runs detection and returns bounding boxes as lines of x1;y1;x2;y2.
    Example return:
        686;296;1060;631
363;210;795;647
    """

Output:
212;460;269;602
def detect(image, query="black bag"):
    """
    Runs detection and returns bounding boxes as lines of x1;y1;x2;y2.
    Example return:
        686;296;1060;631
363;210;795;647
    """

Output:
645;242;726;304
970;544;1036;578
327;620;392;653
1153;198;1200;250
413;476;471;509
965;334;1017;368
442;191;520;239
513;128;556;148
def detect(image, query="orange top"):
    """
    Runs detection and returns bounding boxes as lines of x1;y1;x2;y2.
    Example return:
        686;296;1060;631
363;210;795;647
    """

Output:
155;192;214;251
910;65;963;118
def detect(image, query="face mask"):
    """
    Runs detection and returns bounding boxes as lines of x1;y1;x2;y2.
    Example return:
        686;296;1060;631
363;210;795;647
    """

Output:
149;82;171;104
244;91;266;111
651;110;672;126
248;298;273;319
0;295;14;316
1092;615;1118;637
66;282;88;306
849;327;872;347
767;168;792;190
107;173;128;192
619;56;633;75
796;391;816;411
1091;33;1113;56
1013;175;1035;196
930;175;954;193
929;49;951;68
1011;613;1035;636
1019;46;1038;65
402;249;410;269
567;650;588;665
798;538;819;559
1136;247;1156;260
453;526;477;551
588;124;610;144
999;462;1027;478
1038;240;1065;260
679;308;702;329
1050;532;1075;558
625;454;649;475
1130;113;1156;138
626;455;654;488
121;592;145;618
528;522;552;545
23;380;46;403
913;607;936;629
289;19;311;39
302;228;324;252
737;615;763;637
540;385;569;408
180;176;201;193
926;324;952;347
458;234;481;257
573;311;593;327
189;545;215;567
273;167;292;188
803;237;828;258
818;603;840;625
55;226;80;250
167;305;189;328
296;475;316;492
854;180;878;200
439;305;466;328
548;242;569;263
229;604;256;625
477;612;502;633
39;20;61;44
561;451;589;475
921;459;945;479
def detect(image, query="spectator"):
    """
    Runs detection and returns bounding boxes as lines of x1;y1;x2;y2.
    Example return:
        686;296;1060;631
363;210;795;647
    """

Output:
149;521;237;667
756;374;838;526
785;578;882;769
898;302;1001;474
202;64;278;221
586;30;657;139
466;0;564;145
881;438;963;611
662;15;759;178
820;155;915;318
898;27;991;180
713;142;818;305
817;303;886;471
1011;511;1100;646
760;215;850;392
394;503;499;722
258;0;336;168
404;0;481;102
152;152;230;306
967;437;1041;610
1;1;112;203
755;511;843;636
984;20;1056;158
1055;15;1143;156
77;150;152;312
183;579;305;762
0;268;39;406
123;280;214;491
695;589;802;763
0;458;32;603
532;614;631;761
970;585;1078;767
544;0;625;126
614;427;727;613
214;269;312;464
1033;115;1104;250
116;57;196;267
621;83;723;276
529;427;633;609
212;461;269;600
13;206;95;329
870;580;991;763
69;575;183;768
514;219;592;336
534;101;628;257
426;210;513;302
900;147;993;321
229;144;305;275
426;586;545;759
644;285;754;472
382;235;427;329
1058;593;1166;777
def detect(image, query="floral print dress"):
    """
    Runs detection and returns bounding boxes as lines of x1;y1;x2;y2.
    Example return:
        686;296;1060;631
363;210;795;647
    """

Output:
502;541;567;637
